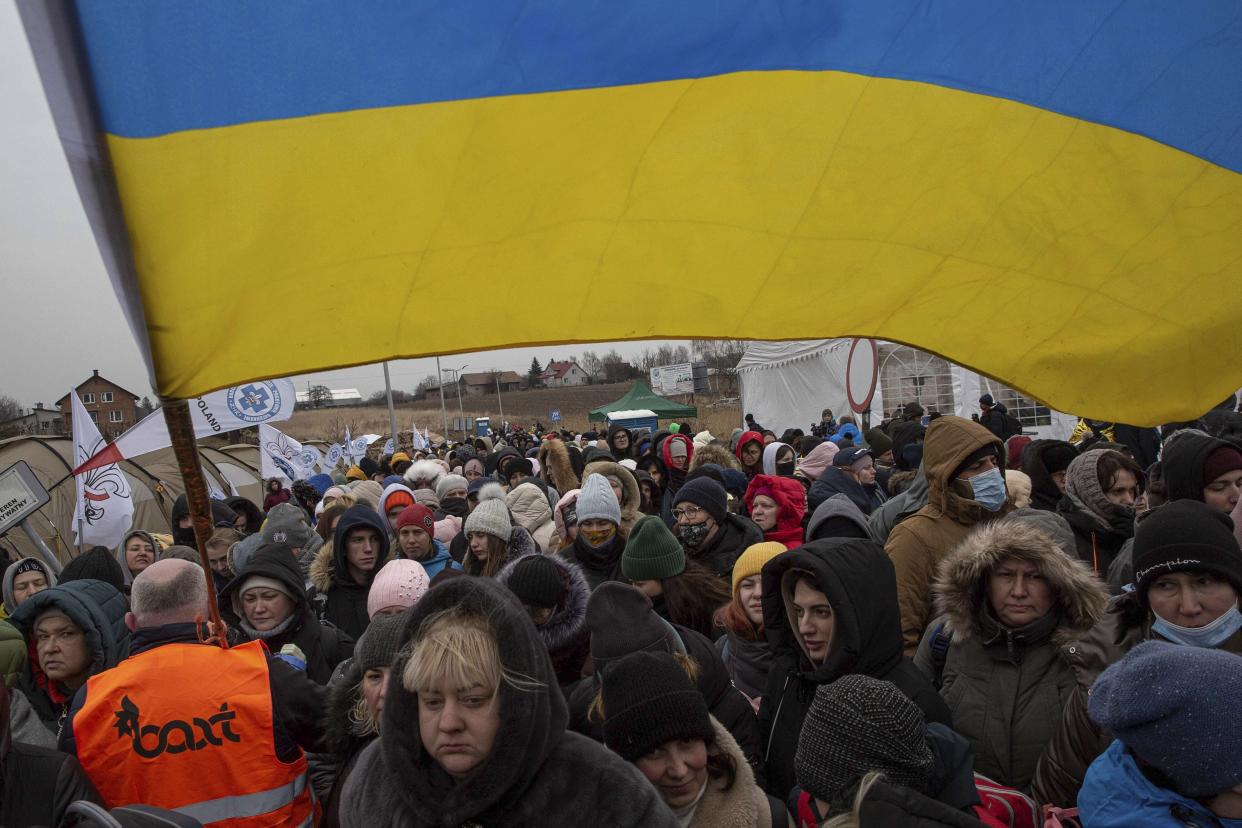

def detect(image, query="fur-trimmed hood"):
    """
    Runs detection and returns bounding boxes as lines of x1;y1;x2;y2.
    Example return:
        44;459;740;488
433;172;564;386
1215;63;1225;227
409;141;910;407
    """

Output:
581;460;642;537
496;552;591;653
933;518;1108;642
689;442;741;473
538;438;580;494
689;718;768;828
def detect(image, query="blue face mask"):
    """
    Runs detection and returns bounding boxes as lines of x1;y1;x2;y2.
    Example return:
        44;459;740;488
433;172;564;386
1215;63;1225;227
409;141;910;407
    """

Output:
1152;603;1242;649
967;468;1007;512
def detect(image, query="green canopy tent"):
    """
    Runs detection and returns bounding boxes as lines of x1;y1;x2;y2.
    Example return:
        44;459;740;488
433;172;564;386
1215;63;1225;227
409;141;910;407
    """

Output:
588;381;698;423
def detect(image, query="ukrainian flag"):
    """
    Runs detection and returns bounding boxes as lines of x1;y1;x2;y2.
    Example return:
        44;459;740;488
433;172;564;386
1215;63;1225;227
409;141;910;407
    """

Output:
22;2;1242;425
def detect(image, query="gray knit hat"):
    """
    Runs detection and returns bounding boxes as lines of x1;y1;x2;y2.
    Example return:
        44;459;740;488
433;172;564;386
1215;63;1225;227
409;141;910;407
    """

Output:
795;675;934;811
435;473;468;500
464;499;513;542
261;512;315;548
576;473;621;525
355;612;407;673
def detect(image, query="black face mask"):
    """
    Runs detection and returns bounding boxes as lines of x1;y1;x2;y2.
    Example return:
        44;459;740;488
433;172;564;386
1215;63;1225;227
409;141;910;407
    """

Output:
775;460;796;476
173;526;197;547
440;497;469;518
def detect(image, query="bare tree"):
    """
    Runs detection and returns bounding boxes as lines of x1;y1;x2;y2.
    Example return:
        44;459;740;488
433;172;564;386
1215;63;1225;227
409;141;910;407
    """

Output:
579;351;603;379
692;339;747;394
0;394;20;423
307;385;332;409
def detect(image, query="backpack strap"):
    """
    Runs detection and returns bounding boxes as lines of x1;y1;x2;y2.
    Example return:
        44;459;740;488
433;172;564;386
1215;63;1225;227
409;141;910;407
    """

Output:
929;621;953;684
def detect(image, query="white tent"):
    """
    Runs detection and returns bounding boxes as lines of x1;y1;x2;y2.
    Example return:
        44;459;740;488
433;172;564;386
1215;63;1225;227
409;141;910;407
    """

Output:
737;340;1078;440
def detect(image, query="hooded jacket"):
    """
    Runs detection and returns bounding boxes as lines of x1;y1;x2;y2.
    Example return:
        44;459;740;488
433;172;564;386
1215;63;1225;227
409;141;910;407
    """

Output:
885;417;1013;654
338;577;678;828
1077;740;1242;828
690;443;743;474
114;529;160;586
583;460;644;539
606;423;635;460
735;431;765;476
0;682;101;827
758;539;950;799
10;579;130;735
309;506;392;640
400;537;460;580
537;437;581;496
805;494;871;542
744;475;806;549
222;545;355;685
913;519;1108;789
1162;431;1235;502
2;558;57;615
1021;440;1075;512
496;553;592;687
866;461;931;544
1029;592;1242;808
505;483;558;552
377;482;416;521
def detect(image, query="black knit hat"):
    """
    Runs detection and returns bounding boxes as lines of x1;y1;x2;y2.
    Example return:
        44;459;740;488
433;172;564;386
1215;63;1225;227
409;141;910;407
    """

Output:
60;546;126;593
796;675;934;811
355;612;407;672
1132;499;1242;605
586;582;677;670
506;555;565;609
601;651;713;761
672;477;728;524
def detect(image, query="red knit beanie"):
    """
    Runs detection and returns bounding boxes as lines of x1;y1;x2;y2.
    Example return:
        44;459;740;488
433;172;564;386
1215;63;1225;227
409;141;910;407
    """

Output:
1201;445;1242;488
394;503;435;535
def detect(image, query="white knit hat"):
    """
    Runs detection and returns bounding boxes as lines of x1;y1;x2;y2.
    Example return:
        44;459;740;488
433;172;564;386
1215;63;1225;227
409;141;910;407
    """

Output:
464;499;513;542
576;474;621;526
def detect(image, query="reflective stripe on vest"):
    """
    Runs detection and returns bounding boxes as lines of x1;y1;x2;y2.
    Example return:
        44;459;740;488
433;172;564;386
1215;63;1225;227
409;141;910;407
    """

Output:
123;771;310;825
76;640;316;828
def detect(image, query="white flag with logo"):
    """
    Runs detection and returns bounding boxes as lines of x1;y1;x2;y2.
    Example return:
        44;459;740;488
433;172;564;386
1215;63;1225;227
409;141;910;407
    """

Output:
71;390;134;548
74;378;297;474
383;437;394;455
259;423;303;483
324;443;344;470
411;423;427;452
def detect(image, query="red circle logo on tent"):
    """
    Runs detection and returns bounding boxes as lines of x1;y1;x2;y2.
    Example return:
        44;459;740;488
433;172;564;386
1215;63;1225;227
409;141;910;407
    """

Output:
846;338;878;414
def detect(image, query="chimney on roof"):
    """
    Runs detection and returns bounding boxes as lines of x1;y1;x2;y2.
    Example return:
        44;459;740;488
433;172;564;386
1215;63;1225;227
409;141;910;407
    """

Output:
35;402;43;410
93;369;100;377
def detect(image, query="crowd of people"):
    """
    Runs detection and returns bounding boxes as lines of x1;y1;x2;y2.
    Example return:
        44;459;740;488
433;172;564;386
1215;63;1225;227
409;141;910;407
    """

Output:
1;393;1241;827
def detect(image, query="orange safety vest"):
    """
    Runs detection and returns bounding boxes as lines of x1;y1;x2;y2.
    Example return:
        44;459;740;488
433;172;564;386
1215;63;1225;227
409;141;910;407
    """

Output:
76;640;316;828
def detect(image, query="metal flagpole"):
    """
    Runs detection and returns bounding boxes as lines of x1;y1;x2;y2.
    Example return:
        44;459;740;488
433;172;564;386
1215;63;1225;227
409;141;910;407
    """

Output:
383;361;399;453
437;356;448;440
162;398;227;646
495;373;505;432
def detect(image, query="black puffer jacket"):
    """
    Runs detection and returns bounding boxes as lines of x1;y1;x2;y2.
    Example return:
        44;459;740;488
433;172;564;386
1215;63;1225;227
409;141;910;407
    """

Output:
0;683;100;827
222;544;355;685
683;512;764;578
10;579;130;737
339;577;677;827
758;539;951;799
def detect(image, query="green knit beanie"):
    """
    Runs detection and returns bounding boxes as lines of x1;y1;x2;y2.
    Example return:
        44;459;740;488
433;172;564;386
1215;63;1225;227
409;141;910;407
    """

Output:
622;515;686;581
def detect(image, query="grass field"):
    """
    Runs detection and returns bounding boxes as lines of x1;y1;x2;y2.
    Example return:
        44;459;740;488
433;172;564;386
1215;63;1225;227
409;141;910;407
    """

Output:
284;382;743;444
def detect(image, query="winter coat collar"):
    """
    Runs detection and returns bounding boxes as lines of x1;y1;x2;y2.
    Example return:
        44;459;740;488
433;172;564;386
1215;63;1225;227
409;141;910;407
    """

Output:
690;719;766;828
933;520;1107;644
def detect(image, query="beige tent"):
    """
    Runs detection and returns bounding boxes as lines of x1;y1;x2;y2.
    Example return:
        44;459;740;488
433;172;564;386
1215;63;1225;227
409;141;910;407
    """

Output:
0;436;264;564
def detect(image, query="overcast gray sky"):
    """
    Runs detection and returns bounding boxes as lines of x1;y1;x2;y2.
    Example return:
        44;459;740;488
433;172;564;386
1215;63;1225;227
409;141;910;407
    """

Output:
0;5;689;409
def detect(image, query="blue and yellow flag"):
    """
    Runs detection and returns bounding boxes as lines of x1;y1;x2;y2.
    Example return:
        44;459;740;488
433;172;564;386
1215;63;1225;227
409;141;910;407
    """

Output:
21;2;1242;425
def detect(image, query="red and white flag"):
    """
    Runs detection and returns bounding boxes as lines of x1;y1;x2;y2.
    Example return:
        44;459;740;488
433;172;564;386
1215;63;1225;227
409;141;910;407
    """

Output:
72;391;134;549
73;379;297;475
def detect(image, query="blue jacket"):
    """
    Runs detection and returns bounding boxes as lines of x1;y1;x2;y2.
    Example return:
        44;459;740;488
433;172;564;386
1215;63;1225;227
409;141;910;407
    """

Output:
413;539;462;580
1079;741;1242;828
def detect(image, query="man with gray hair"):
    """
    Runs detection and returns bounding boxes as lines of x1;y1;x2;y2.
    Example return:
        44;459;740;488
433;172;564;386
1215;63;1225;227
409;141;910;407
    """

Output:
58;560;326;823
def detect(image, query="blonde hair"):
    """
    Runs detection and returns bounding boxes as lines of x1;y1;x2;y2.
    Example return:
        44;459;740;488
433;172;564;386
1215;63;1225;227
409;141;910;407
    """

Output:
348;681;380;738
402;607;543;697
823;771;884;828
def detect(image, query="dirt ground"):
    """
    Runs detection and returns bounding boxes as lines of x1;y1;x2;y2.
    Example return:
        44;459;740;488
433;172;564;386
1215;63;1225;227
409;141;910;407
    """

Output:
283;382;742;444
